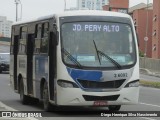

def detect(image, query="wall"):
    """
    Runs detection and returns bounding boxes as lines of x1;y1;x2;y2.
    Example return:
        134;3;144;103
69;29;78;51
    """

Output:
152;0;160;59
109;0;129;8
77;0;109;10
102;5;110;11
140;57;160;72
132;9;153;58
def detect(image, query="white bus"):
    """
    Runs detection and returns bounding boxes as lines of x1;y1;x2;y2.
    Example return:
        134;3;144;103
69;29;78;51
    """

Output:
10;10;139;111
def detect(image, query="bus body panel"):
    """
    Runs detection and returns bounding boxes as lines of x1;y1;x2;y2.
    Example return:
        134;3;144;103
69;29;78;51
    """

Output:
10;55;14;90
55;56;139;106
17;55;27;95
10;11;139;109
55;12;140;105
56;86;139;106
32;55;48;98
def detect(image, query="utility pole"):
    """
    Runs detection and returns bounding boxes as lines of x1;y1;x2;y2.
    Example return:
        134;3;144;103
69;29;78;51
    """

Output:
15;0;22;21
15;0;19;22
144;0;149;57
64;0;66;11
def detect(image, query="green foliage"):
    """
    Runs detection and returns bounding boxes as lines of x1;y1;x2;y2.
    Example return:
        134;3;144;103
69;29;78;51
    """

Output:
139;50;144;57
140;80;160;88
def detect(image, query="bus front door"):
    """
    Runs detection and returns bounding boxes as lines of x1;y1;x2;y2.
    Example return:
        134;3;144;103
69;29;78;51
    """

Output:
27;34;34;95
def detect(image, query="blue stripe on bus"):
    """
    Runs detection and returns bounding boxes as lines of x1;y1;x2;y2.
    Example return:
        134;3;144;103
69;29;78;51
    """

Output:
67;67;102;81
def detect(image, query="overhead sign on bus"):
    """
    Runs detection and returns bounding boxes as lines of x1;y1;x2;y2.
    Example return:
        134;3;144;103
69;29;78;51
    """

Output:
73;24;120;32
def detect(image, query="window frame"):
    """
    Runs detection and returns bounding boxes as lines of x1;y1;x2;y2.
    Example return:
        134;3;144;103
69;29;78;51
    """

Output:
18;26;27;54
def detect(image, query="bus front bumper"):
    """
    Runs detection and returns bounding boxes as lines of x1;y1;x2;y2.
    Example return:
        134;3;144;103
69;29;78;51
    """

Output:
56;86;139;106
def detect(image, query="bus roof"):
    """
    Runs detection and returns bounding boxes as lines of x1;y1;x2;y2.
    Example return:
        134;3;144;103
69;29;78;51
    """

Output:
13;14;55;26
57;10;131;18
13;10;131;26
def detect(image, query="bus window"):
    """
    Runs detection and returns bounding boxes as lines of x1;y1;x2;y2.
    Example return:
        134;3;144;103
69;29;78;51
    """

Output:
41;23;49;53
18;26;27;54
34;24;42;53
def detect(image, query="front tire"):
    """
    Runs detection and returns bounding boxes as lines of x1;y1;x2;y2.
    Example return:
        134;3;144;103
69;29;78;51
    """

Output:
42;82;52;111
108;105;121;111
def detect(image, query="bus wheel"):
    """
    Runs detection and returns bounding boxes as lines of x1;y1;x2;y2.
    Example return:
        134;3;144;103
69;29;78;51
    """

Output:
20;79;29;104
108;105;121;111
42;82;52;111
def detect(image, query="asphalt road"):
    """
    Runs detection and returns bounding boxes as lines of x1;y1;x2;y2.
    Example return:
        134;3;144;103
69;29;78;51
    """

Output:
0;73;160;120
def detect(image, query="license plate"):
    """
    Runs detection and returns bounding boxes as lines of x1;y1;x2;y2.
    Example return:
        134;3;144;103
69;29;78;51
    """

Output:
93;101;108;106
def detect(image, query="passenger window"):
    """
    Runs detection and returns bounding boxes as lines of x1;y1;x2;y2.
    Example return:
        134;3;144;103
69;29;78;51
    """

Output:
19;26;27;54
41;22;49;53
34;24;42;53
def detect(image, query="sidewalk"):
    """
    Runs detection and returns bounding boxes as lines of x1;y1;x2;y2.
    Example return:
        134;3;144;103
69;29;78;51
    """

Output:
140;68;160;78
0;41;10;46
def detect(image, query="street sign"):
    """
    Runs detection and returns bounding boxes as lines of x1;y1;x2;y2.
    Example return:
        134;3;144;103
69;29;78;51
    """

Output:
144;37;148;41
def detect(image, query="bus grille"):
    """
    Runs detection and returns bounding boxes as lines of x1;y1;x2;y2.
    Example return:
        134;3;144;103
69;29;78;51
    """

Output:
83;95;120;101
77;79;125;89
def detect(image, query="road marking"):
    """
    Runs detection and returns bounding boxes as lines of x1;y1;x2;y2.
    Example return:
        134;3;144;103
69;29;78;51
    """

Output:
0;101;38;120
138;102;159;120
0;101;17;111
140;102;160;108
141;117;157;120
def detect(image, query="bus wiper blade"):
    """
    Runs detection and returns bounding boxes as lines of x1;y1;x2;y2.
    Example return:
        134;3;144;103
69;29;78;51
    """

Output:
61;48;83;69
98;50;122;69
93;40;101;65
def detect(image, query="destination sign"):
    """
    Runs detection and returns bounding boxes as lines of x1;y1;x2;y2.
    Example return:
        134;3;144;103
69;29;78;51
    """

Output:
73;24;120;32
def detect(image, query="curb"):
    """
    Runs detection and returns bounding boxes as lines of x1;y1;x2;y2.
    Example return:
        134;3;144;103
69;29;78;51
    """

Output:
140;68;160;78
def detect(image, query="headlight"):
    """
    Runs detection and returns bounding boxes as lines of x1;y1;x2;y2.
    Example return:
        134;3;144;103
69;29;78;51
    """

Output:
57;80;79;88
125;80;139;88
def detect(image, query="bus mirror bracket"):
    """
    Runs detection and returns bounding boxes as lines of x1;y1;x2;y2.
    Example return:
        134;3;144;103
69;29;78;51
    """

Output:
53;23;59;45
56;31;59;45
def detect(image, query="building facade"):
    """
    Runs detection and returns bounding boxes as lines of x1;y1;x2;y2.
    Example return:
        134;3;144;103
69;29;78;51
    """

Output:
152;0;160;59
77;0;109;10
109;0;129;13
130;1;160;59
132;9;153;58
103;0;129;13
0;16;12;38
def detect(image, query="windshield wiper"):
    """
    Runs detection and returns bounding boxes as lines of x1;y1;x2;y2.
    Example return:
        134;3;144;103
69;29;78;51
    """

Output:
93;40;122;69
61;48;82;69
93;40;101;65
97;50;122;69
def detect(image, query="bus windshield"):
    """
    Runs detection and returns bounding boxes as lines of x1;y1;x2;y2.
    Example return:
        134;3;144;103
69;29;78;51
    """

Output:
61;22;136;69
